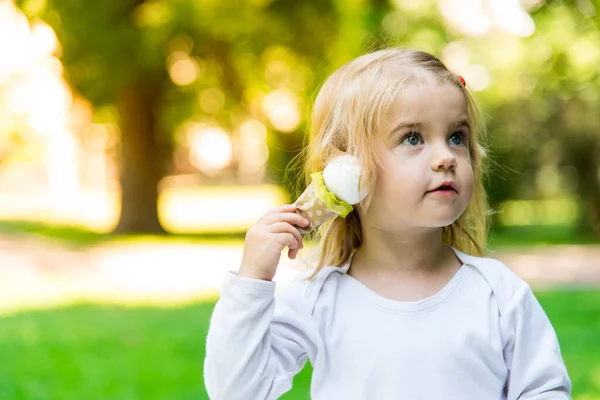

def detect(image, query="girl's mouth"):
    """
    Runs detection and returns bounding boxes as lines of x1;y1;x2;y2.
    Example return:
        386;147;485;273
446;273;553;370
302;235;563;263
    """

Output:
426;181;458;194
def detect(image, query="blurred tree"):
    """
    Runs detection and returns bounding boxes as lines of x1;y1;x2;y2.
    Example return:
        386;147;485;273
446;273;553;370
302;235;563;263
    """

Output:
17;0;185;233
14;0;348;233
468;1;600;235
14;0;600;237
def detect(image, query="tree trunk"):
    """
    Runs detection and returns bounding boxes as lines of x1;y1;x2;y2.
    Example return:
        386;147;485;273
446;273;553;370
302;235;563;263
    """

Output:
113;82;165;234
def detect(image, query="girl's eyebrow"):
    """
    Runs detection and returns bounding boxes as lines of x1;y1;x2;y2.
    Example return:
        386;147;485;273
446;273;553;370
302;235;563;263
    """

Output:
389;121;425;137
453;120;471;131
388;119;471;138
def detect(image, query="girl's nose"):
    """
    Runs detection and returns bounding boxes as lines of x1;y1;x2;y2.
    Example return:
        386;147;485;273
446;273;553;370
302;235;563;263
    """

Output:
431;146;457;171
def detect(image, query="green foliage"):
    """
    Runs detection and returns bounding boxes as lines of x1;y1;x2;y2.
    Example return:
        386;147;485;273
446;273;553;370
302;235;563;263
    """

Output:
14;0;600;233
16;0;346;187
479;3;600;211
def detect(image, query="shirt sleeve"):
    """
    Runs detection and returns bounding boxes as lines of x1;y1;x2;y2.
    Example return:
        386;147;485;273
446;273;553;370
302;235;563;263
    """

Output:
502;285;572;399
204;271;319;400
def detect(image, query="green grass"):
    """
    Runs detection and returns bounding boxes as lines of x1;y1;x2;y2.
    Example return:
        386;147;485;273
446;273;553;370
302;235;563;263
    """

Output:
0;220;598;249
536;291;600;397
0;304;213;399
0;291;598;399
0;220;246;248
488;225;599;247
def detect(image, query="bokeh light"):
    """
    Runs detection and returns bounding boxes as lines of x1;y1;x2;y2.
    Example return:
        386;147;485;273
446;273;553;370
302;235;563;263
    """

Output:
439;0;535;37
168;51;201;86
239;119;269;169
261;88;301;132
188;125;233;173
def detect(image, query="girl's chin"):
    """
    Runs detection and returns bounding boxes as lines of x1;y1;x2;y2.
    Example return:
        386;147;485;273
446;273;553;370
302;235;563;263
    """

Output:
360;210;463;230
426;215;462;228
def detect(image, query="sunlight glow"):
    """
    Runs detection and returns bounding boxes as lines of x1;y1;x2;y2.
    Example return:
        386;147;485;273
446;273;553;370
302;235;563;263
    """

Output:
26;71;71;135
159;184;287;233
30;21;58;57
188;125;233;172
261;88;301;133
439;0;535;37
0;183;287;233
239;119;269;169
0;2;35;79
439;0;491;36
462;64;491;91
0;1;81;217
168;51;200;86
490;0;535;37
441;42;470;72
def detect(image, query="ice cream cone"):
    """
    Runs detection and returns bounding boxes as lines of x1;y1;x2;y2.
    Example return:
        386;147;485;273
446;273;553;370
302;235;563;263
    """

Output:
294;182;339;234
292;155;370;234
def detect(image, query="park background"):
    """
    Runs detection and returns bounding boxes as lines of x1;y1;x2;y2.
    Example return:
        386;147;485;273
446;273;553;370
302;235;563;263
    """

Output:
0;0;599;398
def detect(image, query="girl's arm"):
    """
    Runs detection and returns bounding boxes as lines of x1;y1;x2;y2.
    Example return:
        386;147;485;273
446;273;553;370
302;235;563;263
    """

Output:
502;286;571;399
204;271;319;400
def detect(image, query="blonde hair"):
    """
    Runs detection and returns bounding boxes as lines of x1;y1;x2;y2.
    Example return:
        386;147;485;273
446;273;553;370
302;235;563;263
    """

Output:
294;48;491;278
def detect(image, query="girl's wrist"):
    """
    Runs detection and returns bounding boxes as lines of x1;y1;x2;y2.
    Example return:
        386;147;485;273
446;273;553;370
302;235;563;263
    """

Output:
237;265;274;281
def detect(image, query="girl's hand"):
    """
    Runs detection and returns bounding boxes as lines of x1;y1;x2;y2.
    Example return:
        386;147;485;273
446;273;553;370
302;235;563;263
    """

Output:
238;204;309;281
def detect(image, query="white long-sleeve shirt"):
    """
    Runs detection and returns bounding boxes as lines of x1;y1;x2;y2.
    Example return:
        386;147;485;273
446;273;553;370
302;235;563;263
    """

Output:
204;246;571;399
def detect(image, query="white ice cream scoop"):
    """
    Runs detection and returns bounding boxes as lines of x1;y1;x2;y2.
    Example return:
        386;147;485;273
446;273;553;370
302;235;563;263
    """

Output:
322;155;370;205
293;154;370;234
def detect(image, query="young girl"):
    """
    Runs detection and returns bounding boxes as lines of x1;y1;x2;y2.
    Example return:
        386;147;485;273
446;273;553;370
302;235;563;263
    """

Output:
204;48;571;399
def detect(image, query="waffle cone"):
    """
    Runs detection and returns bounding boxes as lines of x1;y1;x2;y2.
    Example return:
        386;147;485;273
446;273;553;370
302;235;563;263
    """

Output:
294;183;338;234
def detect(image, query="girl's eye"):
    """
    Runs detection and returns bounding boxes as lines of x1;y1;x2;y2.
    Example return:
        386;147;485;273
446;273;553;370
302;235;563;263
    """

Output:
401;133;423;146
450;132;467;146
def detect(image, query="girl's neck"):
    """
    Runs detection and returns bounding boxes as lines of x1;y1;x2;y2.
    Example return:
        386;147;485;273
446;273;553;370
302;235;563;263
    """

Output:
350;227;455;275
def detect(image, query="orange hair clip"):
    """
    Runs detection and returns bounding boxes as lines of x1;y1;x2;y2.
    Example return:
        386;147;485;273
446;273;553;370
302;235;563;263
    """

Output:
458;75;466;87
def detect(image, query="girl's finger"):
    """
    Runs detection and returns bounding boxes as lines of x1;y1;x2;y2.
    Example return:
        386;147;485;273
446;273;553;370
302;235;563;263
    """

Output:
267;204;297;215
262;211;309;228
268;222;304;249
288;248;299;260
258;204;297;223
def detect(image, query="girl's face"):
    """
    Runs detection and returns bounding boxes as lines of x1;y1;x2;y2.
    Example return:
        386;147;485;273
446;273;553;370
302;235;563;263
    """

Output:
361;83;474;232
